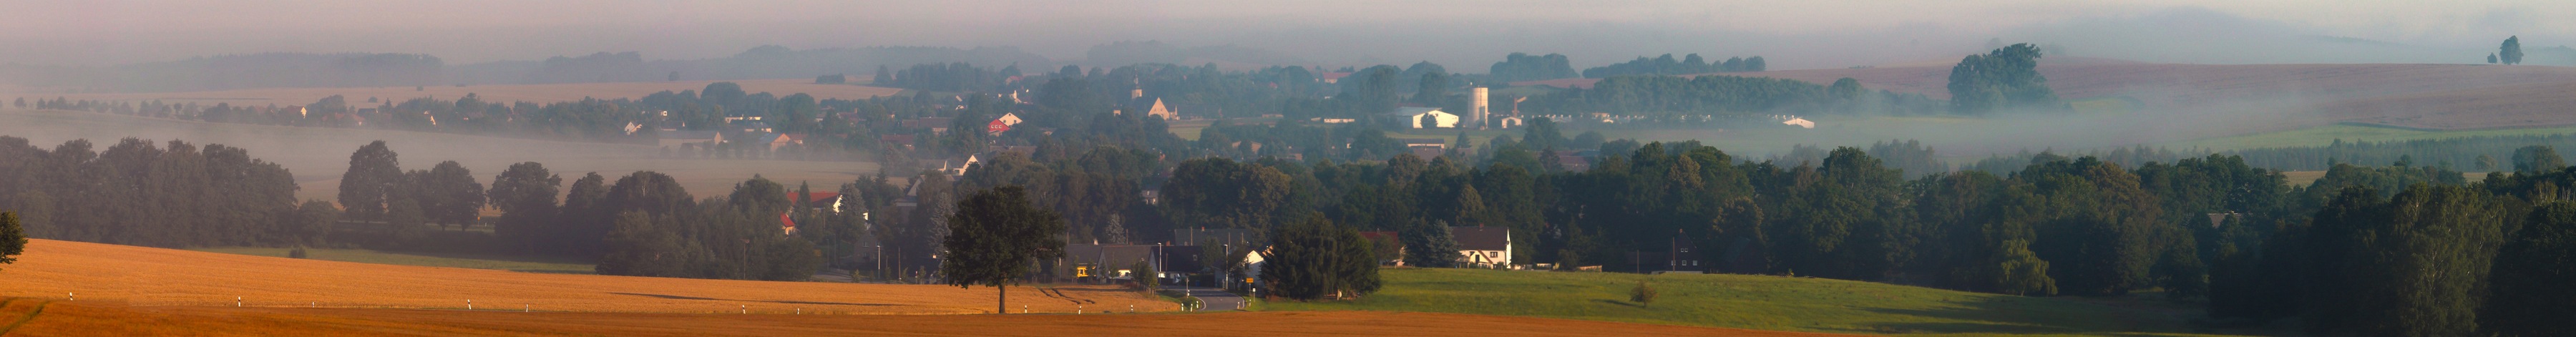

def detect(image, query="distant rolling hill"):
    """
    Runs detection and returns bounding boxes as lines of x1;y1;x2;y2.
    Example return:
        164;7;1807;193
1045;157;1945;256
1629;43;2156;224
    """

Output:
1515;63;2576;131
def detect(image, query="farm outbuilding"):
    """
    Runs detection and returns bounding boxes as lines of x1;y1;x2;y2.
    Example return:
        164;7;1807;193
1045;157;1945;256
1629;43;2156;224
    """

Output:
1388;107;1458;128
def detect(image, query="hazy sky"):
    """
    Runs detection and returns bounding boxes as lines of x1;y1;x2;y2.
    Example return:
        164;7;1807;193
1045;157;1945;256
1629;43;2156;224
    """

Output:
0;0;2564;68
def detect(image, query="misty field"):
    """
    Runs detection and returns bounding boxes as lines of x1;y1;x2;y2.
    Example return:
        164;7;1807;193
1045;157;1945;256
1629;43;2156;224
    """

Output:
0;109;884;202
0;78;902;107
1262;268;2249;337
2171;124;2576;152
0;240;1166;314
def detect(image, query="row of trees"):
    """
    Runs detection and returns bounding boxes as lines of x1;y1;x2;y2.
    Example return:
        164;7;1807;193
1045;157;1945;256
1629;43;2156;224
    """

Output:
0;136;323;248
1488;53;1579;82
1957;136;2576;174
326;141;846;280
881;62;1024;93
1580;54;1767;78
1521;74;1941;117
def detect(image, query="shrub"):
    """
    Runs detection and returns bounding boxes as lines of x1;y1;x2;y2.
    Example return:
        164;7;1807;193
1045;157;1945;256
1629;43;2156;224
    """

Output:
288;247;309;259
1630;280;1658;306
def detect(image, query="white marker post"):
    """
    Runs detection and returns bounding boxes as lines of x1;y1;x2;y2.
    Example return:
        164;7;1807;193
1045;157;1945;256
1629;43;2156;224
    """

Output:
236;297;242;307
1023;305;1028;314
741;305;746;314
66;293;72;301
468;299;473;310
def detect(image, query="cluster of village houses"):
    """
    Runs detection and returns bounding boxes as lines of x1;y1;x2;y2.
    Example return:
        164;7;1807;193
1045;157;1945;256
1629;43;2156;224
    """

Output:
638;87;1742;288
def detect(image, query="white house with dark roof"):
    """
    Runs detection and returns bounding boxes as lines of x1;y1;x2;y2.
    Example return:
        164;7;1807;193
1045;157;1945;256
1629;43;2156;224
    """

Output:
1450;226;1511;268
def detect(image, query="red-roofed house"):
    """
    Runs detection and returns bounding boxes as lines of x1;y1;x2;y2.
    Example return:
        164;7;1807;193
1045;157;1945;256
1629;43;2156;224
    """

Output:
1359;231;1405;265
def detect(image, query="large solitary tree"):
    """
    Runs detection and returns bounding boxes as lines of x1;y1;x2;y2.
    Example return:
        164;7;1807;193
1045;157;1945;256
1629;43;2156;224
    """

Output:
2500;36;2524;65
941;185;1068;314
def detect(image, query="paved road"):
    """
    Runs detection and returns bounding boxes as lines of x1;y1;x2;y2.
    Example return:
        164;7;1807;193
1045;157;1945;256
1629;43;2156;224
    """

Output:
1174;287;1244;311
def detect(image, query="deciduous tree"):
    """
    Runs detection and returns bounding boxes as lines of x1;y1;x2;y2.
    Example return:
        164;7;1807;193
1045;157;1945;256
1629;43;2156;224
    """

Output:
941;185;1069;313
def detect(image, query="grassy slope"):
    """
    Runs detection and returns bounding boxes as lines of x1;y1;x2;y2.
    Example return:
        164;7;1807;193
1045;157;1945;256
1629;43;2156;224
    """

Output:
186;247;595;274
1264;268;2241;337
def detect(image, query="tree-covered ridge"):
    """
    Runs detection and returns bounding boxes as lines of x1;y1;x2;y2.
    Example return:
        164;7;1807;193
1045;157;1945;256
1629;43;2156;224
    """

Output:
1520;74;1941;117
1581;54;1766;78
1489;52;1579;82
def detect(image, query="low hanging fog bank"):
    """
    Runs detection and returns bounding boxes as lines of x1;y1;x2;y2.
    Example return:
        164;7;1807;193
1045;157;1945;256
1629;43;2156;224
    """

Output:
0;2;2567;92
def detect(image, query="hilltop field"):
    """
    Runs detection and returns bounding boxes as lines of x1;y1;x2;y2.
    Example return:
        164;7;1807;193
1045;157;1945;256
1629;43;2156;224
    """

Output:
0;240;1839;336
0;108;880;202
1263;268;2259;337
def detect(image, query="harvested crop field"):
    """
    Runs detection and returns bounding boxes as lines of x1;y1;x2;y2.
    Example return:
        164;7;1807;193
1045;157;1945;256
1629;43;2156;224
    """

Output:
0;109;882;202
0;301;1852;336
0;79;902;107
2313;81;2576;130
0;240;1166;314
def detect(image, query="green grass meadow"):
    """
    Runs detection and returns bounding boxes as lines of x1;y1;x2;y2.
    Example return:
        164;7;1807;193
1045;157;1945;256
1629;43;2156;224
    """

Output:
1262;268;2254;336
188;247;596;274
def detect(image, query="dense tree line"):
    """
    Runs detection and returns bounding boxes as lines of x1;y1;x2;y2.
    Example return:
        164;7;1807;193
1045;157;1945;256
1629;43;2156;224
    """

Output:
1141;119;2576;333
884;62;1023;93
0;136;320;248
1521;74;1941;118
1581;54;1766;78
1488;53;1579;82
1959;135;2576;174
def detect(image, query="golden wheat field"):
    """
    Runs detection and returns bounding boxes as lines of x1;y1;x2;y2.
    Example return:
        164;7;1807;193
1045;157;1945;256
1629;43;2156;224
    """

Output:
0;79;904;107
0;300;1847;337
0;240;1169;315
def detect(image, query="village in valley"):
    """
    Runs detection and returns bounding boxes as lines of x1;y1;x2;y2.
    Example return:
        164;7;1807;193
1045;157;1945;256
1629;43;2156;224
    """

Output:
0;1;2574;336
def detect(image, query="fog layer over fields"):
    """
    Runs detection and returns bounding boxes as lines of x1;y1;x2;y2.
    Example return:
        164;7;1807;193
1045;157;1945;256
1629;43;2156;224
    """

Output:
0;109;878;202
